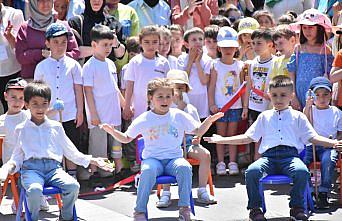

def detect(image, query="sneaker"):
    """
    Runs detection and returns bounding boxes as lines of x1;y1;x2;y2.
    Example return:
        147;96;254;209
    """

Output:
316;192;329;209
290;207;308;221
216;161;227;175
40;196;50;211
156;191;171;208
133;211;147;221
196;188;217;205
249;208;266;221
178;207;195;221
228;162;239;175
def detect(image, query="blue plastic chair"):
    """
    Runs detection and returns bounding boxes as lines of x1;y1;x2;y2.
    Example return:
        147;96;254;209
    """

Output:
136;137;195;219
16;185;77;221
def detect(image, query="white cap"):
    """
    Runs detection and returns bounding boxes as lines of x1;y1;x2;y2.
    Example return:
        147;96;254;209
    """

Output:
217;27;239;48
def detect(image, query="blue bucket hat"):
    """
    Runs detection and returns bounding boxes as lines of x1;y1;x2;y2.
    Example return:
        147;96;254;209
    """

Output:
309;77;332;92
45;23;71;39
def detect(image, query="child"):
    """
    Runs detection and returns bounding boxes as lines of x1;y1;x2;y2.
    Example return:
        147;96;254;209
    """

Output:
156;70;216;208
123;25;170;121
83;24;125;176
177;27;211;120
101;78;223;221
288;9;334;110
252;10;275;29
244;29;274;160
237;17;259;61
34;23;84;178
330;48;342;109
303;77;341;209
0;81;113;221
204;25;219;59
270;25;296;79
169;24;185;58
204;75;342;221
208;27;247;175
159;26;178;69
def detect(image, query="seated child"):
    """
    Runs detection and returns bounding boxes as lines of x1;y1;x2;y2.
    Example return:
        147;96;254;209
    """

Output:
156;70;216;208
101;78;223;221
0;81;113;221
303;77;342;209
204;76;342;221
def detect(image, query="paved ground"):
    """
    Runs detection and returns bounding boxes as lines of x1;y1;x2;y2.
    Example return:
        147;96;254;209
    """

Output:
1;170;341;221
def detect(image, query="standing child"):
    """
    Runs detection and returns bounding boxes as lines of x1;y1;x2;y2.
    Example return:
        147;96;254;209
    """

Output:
83;24;125;176
252;10;275;29
123;25;170;121
303;77;342;209
237;17;259;61
204;25;219;59
34;23;84;179
205;75;342;221
330;48;342;109
159;26;178;69
208;27;247;175
177;27;212;120
0;81;113;221
169;24;185;58
288;9;334;110
101;78;223;221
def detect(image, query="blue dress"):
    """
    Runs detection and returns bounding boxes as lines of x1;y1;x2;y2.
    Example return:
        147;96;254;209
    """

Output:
287;52;334;108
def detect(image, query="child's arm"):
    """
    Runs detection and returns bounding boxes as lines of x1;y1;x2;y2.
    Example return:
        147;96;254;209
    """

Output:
241;64;249;120
204;134;254;145
195;49;209;85
185;48;197;75
193;112;223;138
123;81;134;120
288;71;301;110
310;135;342;150
119;90;126;109
84;86;100;126
330;67;342;83
303;93;314;122
74;84;84;128
208;65;219;113
100;124;134;144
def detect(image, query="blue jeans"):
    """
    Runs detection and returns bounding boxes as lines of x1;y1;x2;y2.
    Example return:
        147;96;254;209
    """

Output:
304;145;338;193
21;159;80;221
245;146;309;209
135;157;192;213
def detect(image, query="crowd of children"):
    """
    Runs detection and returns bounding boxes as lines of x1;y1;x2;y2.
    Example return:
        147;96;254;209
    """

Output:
0;1;342;221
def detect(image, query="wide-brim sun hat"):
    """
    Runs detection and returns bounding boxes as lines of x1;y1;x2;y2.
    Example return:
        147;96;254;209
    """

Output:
166;70;192;91
217;26;239;48
238;17;260;36
295;8;332;32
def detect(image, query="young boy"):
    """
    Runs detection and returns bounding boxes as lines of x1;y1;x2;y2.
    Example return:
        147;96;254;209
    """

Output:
177;27;212;120
34;23;84;179
303;77;342;209
205;75;342;221
0;81;112;221
83;24;125;176
270;25;296;79
244;28;274;160
204;25;219;59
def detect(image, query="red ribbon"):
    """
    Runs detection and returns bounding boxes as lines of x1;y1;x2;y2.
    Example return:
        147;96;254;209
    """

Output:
220;81;247;113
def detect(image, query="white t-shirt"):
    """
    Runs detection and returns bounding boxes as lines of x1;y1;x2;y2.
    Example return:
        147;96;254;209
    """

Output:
34;56;83;122
312;106;342;139
168;55;178;69
126;108;200;160
0;110;29;163
177;53;211;118
248;56;273;112
120;63;128;90
124;53;170;119
212;59;243;109
83;56;121;128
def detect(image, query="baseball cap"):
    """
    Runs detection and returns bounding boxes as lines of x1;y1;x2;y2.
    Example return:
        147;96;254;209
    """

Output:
309;77;332;92
166;70;192;91
5;78;27;91
45;23;72;39
217;27;239;48
296;8;332;32
238;17;260;36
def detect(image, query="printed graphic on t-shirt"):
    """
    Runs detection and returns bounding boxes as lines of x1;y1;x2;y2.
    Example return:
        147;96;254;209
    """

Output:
222;71;239;97
147;123;179;140
251;67;268;104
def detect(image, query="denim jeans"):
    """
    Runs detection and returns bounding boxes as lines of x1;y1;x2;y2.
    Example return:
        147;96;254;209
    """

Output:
135;157;192;213
304;145;338;193
21;159;80;221
245;146;309;209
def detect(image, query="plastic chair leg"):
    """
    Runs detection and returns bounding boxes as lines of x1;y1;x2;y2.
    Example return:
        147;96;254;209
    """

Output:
208;170;214;196
259;182;266;214
157;184;162;198
55;194;63;209
0;177;10;205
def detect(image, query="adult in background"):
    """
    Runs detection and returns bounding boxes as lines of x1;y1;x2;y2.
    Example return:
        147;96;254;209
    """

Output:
15;0;80;80
264;0;314;21
0;0;24;113
54;0;86;20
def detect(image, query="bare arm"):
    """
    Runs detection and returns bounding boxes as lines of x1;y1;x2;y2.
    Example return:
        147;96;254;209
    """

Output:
118;90;126;109
194;112;224;137
330;67;342;83
310;135;340;148
84;86;100;126
100;124;134;144
195;60;209;85
204;133;254;145
123;80;134;120
74;84;84;127
208;66;217;109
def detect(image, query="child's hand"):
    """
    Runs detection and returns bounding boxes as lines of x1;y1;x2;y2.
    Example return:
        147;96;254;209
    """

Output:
91;114;101;126
4;21;15;45
90;158;115;173
189;47;198;64
75;110;84;128
99;123;115;135
123;105;134;120
195;48;203;63
209;105;219;114
291;96;302;110
204;134;224;143
241;108;248;120
305;96;314;108
209;112;224;123
191;136;201;145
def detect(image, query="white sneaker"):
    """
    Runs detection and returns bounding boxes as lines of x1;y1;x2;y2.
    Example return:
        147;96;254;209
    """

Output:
40;196;50;211
216;162;227;175
156;191;171;208
196;188;217;205
228;162;239;175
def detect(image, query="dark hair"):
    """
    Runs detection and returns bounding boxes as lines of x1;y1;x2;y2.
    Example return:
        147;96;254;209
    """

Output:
183;27;204;43
139;25;160;42
251;29;273;42
278;14;296;25
126;36;141;53
218;4;241;24
299;25;326;45
269;75;294;91
204;25;219;40
90;24;114;42
272;25;296;41
252;10;275;26
168;24;184;35
24;80;51;103
210;15;231;27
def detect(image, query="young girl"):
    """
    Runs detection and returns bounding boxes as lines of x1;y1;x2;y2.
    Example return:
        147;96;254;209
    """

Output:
288;9;334;110
237;17;259;61
123;26;171;121
208;27;247;175
159;26;178;69
101;78;223;221
252;10;275;29
169;24;185;58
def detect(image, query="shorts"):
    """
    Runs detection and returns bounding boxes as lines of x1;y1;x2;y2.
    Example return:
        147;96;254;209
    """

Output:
216;108;242;123
248;109;261;124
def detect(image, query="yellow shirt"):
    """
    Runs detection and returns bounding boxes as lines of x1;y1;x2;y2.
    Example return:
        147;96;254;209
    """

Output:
270;56;290;79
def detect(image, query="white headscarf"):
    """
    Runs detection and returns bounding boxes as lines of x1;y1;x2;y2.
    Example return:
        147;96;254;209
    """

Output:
28;0;54;31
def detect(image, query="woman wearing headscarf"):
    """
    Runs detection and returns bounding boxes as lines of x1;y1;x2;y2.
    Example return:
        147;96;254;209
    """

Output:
68;0;125;62
15;0;80;80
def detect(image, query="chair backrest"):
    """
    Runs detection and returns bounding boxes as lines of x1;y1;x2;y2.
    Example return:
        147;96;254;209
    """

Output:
136;137;145;164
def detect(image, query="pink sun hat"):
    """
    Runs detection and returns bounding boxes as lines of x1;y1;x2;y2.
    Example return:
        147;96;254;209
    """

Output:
296;8;332;32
